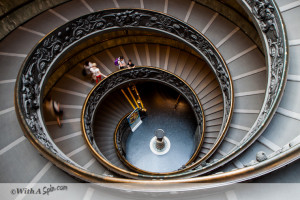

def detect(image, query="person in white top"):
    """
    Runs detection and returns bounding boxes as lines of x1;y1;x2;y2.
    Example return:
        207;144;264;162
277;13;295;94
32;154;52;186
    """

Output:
90;63;107;83
118;56;127;69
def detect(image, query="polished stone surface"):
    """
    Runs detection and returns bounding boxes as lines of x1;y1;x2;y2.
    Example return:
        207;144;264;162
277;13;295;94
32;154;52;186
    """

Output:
125;82;198;173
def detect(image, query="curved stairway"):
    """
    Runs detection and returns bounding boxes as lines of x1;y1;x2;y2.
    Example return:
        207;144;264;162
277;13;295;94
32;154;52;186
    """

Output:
0;0;299;195
44;42;226;177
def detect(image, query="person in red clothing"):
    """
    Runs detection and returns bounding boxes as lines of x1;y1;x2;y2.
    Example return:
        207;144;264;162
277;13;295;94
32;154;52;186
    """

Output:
90;63;107;83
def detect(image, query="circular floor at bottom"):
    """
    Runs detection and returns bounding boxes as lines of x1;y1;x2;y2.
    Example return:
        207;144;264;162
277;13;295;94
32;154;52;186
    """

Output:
125;82;198;173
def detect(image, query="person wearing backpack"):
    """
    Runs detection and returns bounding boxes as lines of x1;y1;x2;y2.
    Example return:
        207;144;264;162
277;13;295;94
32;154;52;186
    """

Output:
117;56;127;69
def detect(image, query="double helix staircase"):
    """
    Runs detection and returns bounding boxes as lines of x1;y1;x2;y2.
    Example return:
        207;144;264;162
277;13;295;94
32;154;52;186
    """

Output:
0;0;300;198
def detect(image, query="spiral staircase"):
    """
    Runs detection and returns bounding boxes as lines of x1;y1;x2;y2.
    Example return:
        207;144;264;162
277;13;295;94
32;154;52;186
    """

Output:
0;0;300;199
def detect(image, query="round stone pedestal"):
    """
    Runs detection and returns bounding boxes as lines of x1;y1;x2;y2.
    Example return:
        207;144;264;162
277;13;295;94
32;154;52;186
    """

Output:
149;136;171;155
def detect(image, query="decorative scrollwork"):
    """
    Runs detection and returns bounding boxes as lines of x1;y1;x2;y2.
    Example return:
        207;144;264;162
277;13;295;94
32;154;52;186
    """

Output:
184;0;288;176
116;115;132;157
84;67;204;144
250;0;278;34
83;67;205;176
16;9;233;179
242;0;286;139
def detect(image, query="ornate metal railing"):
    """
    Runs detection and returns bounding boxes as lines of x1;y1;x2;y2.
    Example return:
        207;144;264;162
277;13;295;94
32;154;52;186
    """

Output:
15;8;233;181
12;0;298;185
16;0;295;182
112;84;202;174
240;0;288;141
174;0;290;177
82;66;205;177
114;113;132;158
114;110;148;159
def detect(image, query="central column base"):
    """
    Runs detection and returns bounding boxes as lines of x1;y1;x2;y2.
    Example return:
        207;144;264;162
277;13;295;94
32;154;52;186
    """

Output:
156;139;165;150
149;136;171;155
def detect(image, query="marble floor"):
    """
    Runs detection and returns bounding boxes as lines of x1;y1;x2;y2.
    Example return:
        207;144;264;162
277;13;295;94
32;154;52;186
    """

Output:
125;82;198;173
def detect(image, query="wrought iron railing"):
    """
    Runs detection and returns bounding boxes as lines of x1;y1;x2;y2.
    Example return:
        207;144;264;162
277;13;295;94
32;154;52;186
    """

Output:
114;113;131;158
82;66;205;177
13;1;294;184
177;0;290;177
15;8;233;180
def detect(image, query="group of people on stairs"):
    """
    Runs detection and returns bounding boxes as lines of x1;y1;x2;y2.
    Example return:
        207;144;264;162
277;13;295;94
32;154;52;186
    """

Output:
83;61;107;84
116;56;135;69
45;55;137;127
83;56;135;84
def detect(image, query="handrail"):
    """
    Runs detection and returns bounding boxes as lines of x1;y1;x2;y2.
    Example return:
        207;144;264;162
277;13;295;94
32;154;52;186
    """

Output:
13;1;293;184
114;112;132;159
15;8;233;181
43;35;202;97
112;85;202;174
176;0;290;177
82;66;205;177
